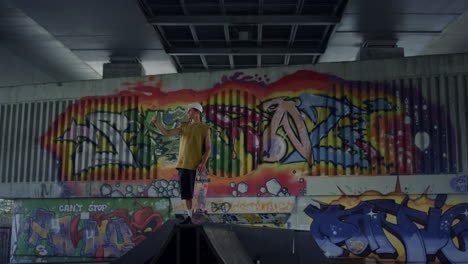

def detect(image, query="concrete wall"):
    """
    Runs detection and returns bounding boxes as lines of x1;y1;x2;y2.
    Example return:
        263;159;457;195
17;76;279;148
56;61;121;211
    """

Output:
0;45;57;88
2;53;468;263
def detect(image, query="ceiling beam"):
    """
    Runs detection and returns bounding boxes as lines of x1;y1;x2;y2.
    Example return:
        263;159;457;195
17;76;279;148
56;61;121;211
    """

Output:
224;25;231;46
200;55;209;69
149;15;340;25
179;0;209;70
295;0;305;14
190;26;200;45
229;55;235;69
179;0;189;14
257;25;263;47
219;0;226;15
156;26;172;48
172;56;185;71
258;0;263;48
284;0;305;66
166;47;323;55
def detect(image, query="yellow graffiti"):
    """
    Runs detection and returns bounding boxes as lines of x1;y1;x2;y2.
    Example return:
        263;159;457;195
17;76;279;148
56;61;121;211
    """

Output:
50;216;76;255
221;200;294;213
31;222;48;239
173;198;294;214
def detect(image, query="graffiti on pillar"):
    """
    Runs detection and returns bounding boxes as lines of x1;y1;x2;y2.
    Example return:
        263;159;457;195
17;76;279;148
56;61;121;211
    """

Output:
12;198;173;263
39;71;456;196
304;181;468;263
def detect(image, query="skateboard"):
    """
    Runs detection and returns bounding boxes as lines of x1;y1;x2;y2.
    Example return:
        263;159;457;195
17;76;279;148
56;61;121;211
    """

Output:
192;170;210;224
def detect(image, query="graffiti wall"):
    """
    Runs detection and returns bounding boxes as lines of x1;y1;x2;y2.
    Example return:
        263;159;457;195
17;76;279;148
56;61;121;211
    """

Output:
33;70;456;197
1;64;466;262
11;198;173;263
300;183;468;263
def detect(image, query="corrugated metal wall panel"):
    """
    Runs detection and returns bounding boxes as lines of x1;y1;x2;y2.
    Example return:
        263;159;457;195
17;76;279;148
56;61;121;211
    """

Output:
0;74;467;183
457;74;468;171
0;104;7;182
0;100;77;183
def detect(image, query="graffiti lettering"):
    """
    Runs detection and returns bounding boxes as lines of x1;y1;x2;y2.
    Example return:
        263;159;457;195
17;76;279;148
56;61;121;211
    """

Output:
59;112;137;176
211;202;232;213
261;97;312;164
41;184;52;198
20;201;165;260
208;213;290;226
57;204;108;212
304;194;468;263
27;209;55;246
49;216;76;255
58;204;83;212
88;204;108;212
83;219;107;256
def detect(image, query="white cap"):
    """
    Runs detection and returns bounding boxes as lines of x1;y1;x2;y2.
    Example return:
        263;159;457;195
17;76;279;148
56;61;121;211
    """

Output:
185;102;203;113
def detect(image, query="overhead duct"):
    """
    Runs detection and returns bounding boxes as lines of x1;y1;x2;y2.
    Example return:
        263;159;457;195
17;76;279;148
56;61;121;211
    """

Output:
358;40;404;60
103;55;146;78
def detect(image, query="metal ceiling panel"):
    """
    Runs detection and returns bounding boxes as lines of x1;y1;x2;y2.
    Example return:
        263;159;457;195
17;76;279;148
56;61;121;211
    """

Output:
139;0;348;72
321;0;468;63
345;0;468;14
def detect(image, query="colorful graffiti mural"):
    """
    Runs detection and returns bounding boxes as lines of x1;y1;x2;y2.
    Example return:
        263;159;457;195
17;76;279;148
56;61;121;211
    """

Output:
38;71;456;196
11;198;173;263
304;184;468;263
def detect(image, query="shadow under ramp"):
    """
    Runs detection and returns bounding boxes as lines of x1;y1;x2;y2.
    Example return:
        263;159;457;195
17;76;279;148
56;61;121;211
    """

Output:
113;221;329;264
111;219;177;264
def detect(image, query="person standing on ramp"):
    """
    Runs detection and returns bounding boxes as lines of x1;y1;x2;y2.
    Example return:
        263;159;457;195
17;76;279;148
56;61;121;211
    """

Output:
152;102;211;224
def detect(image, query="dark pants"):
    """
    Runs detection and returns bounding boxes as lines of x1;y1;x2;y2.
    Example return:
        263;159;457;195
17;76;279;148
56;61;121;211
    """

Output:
177;168;196;200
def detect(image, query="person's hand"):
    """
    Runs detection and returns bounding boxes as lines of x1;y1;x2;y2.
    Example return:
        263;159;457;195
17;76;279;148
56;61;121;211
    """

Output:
197;163;207;173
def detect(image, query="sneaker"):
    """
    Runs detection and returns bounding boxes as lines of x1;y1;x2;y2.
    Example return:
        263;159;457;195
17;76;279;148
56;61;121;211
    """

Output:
180;216;192;225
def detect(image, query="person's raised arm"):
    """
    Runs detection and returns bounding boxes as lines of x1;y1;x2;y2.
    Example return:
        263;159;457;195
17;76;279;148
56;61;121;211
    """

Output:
152;115;180;136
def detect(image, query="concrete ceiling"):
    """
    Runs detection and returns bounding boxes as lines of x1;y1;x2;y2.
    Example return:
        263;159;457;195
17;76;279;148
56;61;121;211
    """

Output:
1;0;468;81
323;0;468;62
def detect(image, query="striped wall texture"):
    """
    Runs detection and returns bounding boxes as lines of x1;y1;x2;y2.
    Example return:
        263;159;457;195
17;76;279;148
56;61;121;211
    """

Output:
0;54;468;184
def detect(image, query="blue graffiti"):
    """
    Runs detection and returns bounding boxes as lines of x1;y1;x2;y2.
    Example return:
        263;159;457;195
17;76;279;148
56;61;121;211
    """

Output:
284;94;393;169
451;175;468;193
304;194;468;263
